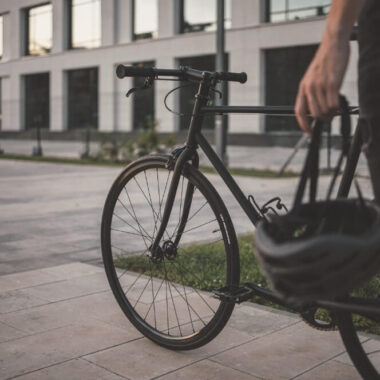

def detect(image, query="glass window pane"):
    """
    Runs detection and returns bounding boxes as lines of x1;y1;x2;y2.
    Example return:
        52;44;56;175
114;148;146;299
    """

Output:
132;61;155;129
265;45;318;131
67;68;98;129
134;0;158;40
27;4;52;55
25;73;50;130
71;0;101;49
0;16;3;59
183;0;231;33
268;0;330;22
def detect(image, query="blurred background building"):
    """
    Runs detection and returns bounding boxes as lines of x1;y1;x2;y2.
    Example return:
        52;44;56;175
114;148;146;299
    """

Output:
0;0;359;143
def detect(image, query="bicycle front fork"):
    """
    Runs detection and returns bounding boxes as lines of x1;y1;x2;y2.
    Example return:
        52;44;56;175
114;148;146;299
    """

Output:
148;146;198;261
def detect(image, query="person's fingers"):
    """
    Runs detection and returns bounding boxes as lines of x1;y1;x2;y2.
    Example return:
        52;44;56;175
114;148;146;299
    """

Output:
326;82;340;116
295;86;311;134
305;83;323;120
314;82;330;117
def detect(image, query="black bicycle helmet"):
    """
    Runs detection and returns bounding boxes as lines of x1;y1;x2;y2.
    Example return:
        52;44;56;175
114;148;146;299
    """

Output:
254;96;380;305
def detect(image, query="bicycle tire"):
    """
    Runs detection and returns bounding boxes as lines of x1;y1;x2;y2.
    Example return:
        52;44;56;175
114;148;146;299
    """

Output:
336;290;380;379
101;155;240;350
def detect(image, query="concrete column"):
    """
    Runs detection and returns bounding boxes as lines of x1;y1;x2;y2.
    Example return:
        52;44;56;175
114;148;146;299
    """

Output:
52;0;68;53
50;70;65;131
228;36;262;133
116;0;133;44
155;56;175;132
231;0;263;29
7;74;22;131
99;63;116;131
158;0;176;38
10;7;23;59
101;0;116;46
2;12;11;60
115;72;132;131
1;76;11;130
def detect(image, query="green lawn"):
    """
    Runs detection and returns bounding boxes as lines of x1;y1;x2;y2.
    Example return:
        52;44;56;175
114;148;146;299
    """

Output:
115;233;380;335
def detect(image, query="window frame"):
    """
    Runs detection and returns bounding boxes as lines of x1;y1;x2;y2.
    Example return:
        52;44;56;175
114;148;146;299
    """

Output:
131;0;158;41
265;1;330;23
68;0;101;50
178;0;231;35
24;2;53;56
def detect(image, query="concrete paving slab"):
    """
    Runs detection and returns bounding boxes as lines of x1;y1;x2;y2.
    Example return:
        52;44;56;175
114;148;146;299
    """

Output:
211;321;347;379
13;358;126;380
295;360;361;380
0;321;26;343
158;359;260;379
335;337;380;369
228;302;299;338
84;326;254;380
25;272;109;302
0;269;57;293
0;262;370;379
0;288;49;314
0;320;139;380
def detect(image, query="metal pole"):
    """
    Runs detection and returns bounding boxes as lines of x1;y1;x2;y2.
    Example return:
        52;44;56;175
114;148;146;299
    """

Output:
215;0;228;164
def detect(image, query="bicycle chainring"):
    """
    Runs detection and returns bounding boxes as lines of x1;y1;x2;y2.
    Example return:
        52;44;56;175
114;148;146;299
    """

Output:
301;308;337;331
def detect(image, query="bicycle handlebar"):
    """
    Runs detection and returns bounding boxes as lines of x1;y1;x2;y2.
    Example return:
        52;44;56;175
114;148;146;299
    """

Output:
116;64;247;84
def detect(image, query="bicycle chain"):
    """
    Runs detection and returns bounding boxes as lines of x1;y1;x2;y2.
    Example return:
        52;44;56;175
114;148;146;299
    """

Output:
300;308;338;331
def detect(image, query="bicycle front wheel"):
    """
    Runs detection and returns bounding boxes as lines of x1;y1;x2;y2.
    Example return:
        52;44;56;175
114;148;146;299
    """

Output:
101;155;240;350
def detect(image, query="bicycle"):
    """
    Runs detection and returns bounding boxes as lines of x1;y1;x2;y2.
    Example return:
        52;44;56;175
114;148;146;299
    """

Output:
101;64;380;379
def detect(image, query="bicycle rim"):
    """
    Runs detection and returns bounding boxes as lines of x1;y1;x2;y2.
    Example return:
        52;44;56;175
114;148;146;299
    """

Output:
101;155;239;350
336;273;380;379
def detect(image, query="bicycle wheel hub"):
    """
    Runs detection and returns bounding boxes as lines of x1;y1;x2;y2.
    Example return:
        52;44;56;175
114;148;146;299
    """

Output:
163;240;177;260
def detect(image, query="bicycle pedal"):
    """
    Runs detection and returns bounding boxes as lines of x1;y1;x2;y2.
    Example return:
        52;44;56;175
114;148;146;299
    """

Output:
212;285;254;304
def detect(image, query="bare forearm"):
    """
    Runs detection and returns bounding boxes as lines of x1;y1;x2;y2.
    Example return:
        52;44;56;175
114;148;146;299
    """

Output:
324;0;365;43
295;0;366;133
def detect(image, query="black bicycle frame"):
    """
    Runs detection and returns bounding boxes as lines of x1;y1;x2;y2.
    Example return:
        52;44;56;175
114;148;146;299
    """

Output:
149;77;379;321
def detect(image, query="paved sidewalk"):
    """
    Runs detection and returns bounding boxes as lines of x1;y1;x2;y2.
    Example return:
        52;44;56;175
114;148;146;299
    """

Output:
0;138;370;176
1;262;377;380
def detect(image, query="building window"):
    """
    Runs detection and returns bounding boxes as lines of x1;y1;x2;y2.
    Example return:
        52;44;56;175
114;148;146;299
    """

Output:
25;73;50;130
133;0;158;40
70;0;101;49
267;0;331;23
25;4;53;56
265;45;318;132
67;68;98;129
133;61;155;129
178;54;228;130
0;16;3;59
180;0;231;34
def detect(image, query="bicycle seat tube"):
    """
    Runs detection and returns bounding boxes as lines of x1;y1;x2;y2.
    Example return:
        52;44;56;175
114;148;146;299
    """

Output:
149;75;213;258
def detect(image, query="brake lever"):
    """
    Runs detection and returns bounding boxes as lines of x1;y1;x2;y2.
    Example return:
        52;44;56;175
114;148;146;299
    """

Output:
126;76;155;98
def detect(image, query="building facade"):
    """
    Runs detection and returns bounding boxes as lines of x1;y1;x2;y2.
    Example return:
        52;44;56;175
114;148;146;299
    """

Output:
0;0;359;136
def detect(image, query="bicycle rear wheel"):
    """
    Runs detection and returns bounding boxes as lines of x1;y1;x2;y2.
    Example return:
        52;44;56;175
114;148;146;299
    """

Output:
101;155;240;350
336;275;380;379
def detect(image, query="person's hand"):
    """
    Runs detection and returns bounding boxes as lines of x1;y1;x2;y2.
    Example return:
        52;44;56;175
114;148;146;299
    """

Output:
295;38;350;134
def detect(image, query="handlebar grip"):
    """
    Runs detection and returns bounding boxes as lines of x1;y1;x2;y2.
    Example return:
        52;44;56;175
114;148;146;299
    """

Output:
116;65;155;79
217;71;248;84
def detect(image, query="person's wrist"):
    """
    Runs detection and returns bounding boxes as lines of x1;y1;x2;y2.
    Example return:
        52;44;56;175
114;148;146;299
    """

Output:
324;23;351;46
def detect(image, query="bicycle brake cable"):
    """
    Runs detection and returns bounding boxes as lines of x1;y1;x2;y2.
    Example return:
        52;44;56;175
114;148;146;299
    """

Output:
164;82;198;117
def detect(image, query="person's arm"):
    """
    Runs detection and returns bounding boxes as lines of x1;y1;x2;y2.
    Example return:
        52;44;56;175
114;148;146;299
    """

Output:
295;0;365;134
